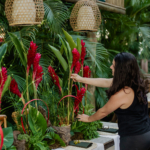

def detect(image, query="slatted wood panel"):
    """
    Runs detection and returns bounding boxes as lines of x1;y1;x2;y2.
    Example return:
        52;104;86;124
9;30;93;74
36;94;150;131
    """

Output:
106;0;124;8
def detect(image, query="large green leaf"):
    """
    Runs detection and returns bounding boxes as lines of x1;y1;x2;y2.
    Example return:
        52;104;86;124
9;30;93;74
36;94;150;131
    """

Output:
77;38;81;55
8;32;27;68
0;43;7;65
2;75;11;97
62;29;77;50
7;146;17;150
58;35;72;65
2;127;14;149
48;44;68;71
28;106;47;136
58;35;69;60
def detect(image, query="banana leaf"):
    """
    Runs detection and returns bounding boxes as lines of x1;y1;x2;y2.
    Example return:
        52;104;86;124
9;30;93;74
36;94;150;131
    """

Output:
28;106;47;136
62;29;77;50
48;44;68;71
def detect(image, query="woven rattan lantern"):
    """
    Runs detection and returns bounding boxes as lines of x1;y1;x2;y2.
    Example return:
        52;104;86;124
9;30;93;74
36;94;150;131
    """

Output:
70;0;101;32
5;0;44;26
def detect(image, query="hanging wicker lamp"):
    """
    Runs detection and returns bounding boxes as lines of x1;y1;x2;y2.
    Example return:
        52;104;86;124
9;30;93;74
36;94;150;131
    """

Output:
70;0;101;32
5;0;44;26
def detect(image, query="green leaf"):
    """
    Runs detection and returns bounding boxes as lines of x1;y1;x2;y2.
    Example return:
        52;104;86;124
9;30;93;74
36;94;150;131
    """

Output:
77;38;81;55
58;35;69;60
2;75;11;97
7;145;17;150
58;35;72;65
8;32;27;68
53;134;66;147
62;29;77;50
34;142;48;150
0;43;7;66
2;127;14;149
44;133;52;140
28;106;47;136
48;44;68;71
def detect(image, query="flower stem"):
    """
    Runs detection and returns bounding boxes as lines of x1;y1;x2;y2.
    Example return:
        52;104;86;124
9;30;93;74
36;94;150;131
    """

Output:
26;71;29;102
67;70;71;125
33;82;37;109
70;80;74;122
85;84;88;105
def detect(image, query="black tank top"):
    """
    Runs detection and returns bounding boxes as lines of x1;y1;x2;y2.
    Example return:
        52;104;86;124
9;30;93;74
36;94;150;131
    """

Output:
114;95;150;137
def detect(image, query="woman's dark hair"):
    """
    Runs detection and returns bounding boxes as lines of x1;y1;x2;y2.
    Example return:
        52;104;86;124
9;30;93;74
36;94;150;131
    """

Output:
107;52;148;104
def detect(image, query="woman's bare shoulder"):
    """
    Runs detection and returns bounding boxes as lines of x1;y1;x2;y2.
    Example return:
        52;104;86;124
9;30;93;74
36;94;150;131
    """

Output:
112;87;134;100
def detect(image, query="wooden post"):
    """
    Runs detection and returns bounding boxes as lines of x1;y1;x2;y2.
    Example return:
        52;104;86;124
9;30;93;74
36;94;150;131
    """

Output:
0;115;7;128
141;59;148;73
87;32;97;110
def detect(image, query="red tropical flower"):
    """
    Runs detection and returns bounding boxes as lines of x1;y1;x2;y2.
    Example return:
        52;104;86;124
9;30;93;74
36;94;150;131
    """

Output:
10;79;21;98
74;61;81;74
74;85;86;114
81;40;86;66
48;66;62;93
83;66;91;78
32;53;41;81
71;48;80;71
0;67;7;111
27;41;38;74
35;65;43;89
0;38;4;43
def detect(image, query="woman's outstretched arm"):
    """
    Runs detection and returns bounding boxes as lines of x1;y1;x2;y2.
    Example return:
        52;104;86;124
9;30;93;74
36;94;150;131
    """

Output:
76;88;134;122
71;74;113;88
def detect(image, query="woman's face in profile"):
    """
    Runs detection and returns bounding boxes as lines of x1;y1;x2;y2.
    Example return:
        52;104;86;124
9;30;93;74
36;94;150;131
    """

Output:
110;60;115;76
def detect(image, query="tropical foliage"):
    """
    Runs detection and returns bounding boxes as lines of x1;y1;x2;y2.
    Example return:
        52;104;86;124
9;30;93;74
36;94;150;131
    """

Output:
1;0;150;148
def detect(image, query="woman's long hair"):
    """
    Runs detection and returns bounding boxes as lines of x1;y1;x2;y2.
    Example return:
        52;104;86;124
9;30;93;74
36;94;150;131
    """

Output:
107;52;148;104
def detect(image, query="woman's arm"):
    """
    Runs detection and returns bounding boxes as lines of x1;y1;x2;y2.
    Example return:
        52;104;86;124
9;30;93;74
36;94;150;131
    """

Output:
71;74;113;88
77;88;134;122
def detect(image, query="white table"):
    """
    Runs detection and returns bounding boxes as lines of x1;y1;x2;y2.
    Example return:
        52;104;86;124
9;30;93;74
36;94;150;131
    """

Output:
53;121;119;150
100;122;120;150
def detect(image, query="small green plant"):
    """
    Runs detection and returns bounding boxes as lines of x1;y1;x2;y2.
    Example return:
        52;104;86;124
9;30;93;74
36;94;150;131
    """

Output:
71;104;103;140
18;134;30;142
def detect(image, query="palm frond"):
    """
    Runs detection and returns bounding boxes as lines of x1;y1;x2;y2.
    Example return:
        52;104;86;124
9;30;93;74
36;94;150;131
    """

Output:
44;0;70;34
5;26;37;53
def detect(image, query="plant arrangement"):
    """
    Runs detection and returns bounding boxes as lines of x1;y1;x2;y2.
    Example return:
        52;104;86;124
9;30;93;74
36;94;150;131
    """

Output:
0;29;104;149
48;29;103;140
71;104;103;140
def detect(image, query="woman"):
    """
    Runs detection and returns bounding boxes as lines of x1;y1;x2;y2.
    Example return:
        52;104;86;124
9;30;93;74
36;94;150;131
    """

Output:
71;52;150;150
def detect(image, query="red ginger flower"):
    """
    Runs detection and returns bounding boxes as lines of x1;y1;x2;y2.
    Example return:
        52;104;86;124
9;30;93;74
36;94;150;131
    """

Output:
0;67;7;111
10;79;21;98
35;65;43;89
83;66;91;78
0;67;7;90
48;66;62;93
81;40;86;66
0;38;4;43
33;53;41;81
74;85;86;114
27;41;38;74
71;48;80;71
74;61;81;74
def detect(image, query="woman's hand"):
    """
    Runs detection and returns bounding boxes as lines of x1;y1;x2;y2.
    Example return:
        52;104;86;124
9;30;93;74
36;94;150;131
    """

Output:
76;114;91;122
71;74;83;82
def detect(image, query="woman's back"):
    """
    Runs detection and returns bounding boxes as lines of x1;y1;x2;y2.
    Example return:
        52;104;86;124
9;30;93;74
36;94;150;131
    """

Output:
115;94;150;137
